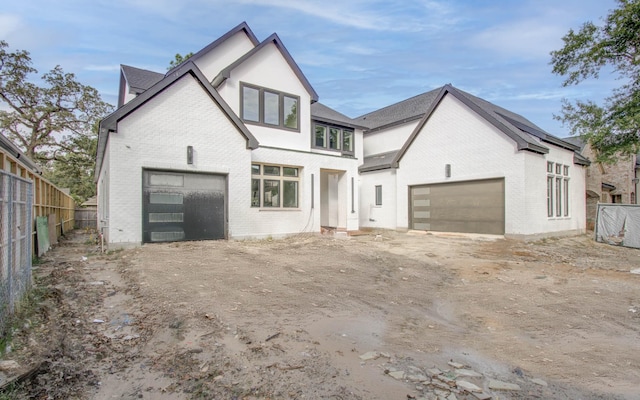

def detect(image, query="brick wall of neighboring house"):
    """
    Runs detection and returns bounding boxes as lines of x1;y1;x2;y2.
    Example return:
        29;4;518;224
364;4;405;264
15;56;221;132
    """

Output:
581;150;639;230
603;154;638;204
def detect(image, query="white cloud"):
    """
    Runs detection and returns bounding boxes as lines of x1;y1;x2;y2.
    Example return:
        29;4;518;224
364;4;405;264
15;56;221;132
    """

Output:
0;14;22;38
236;0;456;32
469;18;565;60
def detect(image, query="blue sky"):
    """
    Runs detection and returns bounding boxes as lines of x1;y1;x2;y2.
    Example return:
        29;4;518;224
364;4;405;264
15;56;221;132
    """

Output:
1;0;618;138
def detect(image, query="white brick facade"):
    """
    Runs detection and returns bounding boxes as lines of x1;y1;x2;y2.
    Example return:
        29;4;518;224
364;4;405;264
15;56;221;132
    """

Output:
101;74;252;245
99;23;588;246
368;93;587;239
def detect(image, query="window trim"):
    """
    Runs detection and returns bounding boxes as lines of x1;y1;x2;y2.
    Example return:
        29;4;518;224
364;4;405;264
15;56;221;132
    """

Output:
240;82;300;132
312;122;355;155
375;185;382;206
251;163;300;209
547;162;570;218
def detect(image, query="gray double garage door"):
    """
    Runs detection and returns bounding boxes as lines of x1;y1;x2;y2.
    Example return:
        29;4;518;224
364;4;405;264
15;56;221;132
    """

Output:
142;170;226;243
410;178;505;235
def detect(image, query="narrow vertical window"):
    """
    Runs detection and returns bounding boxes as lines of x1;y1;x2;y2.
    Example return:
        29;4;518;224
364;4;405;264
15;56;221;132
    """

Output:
283;181;298;208
547;176;554;217
556;177;562;217
251;179;260;207
343;130;353;152
329;128;340;150
375;185;382;206
264;180;280;207
264;91;280;125
242;86;259;122
283;95;298;129
563;179;569;216
315;125;326;147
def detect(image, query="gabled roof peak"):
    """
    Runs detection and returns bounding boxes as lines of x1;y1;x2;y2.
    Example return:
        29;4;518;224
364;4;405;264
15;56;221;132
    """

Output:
212;31;319;102
165;22;260;76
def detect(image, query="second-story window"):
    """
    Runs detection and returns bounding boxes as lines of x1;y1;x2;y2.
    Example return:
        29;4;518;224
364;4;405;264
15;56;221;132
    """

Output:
313;123;354;155
241;83;299;131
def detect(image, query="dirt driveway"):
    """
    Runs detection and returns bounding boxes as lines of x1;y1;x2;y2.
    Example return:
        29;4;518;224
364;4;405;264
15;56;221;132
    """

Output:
2;230;640;399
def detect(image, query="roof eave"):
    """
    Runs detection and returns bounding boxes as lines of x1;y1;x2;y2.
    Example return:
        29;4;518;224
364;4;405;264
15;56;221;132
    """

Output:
165;22;260;76
95;61;259;180
358;164;393;173
312;117;367;130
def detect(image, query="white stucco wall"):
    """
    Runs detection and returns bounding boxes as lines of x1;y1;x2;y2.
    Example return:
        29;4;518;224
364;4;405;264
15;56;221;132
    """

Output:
104;74;252;246
363;121;419;156
359;169;397;229
217;42;312;152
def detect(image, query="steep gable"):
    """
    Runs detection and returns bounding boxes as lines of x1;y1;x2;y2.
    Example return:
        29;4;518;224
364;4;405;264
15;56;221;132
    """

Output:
166;22;259;79
97;61;259;179
118;65;164;107
387;85;593;168
212;33;318;102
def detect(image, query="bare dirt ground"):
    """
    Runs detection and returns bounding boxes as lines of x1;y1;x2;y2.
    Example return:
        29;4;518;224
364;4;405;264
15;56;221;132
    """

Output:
1;229;640;399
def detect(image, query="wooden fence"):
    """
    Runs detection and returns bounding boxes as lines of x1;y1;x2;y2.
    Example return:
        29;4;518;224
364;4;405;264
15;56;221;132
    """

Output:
0;143;75;244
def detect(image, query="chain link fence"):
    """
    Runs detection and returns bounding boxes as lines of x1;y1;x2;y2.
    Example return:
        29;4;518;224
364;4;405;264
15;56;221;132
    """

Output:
0;170;33;336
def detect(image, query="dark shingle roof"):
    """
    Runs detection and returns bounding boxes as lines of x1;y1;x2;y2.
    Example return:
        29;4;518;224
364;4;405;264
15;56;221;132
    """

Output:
560;136;587;151
97;62;259;179
359;150;399;173
373;84;590;167
355;89;440;131
311;102;367;129
121;65;164;94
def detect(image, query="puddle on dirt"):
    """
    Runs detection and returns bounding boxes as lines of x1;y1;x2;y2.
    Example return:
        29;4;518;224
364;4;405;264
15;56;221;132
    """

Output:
305;313;411;398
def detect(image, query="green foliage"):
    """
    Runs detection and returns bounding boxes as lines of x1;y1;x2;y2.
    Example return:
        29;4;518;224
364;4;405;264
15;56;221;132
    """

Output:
0;41;112;202
550;0;640;162
168;52;194;70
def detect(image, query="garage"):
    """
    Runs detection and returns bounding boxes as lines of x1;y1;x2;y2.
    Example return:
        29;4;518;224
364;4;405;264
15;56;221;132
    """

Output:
142;170;226;243
409;178;505;235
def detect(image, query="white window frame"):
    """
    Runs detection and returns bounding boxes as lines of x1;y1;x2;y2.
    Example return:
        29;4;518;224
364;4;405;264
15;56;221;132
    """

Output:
547;162;570;218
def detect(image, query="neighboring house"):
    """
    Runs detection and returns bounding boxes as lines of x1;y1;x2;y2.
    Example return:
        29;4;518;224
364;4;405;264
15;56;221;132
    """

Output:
357;85;589;240
562;136;639;229
97;22;363;246
97;22;589;246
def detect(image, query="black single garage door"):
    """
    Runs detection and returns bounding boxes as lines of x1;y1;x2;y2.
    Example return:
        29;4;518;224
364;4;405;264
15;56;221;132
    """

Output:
410;178;505;235
143;170;226;243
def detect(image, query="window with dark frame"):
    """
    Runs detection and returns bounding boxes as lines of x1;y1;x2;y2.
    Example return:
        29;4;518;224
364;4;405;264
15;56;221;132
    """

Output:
375;185;382;206
312;123;354;155
251;163;300;208
240;83;299;131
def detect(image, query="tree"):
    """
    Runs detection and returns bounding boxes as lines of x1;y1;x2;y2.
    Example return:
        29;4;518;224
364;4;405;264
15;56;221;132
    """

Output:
168;52;194;70
0;40;113;201
550;0;640;162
